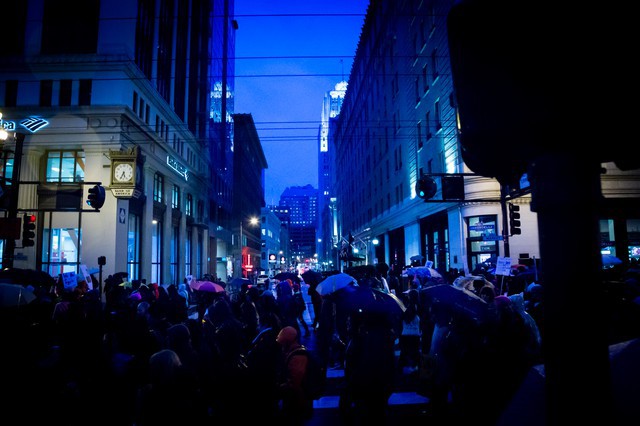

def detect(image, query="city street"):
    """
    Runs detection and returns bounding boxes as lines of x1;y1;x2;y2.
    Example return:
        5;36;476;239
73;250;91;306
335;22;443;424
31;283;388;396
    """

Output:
298;283;433;425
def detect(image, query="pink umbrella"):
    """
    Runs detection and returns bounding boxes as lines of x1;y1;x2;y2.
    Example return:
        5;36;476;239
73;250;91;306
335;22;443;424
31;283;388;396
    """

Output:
193;281;225;293
198;281;224;293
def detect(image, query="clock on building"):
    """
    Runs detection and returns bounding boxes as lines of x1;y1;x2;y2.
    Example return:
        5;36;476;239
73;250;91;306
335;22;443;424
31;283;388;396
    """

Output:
113;162;134;184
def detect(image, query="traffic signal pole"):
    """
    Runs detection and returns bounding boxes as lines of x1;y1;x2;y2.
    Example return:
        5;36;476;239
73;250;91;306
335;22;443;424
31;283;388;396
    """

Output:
500;185;510;258
2;132;24;269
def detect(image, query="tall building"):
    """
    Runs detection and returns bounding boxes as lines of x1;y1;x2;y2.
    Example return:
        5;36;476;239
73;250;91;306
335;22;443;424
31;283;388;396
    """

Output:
0;0;234;286
330;0;640;277
231;113;267;279
209;0;238;281
318;81;347;270
279;185;318;263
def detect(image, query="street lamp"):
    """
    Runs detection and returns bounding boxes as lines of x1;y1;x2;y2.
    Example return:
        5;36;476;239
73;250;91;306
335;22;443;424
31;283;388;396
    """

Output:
238;216;259;277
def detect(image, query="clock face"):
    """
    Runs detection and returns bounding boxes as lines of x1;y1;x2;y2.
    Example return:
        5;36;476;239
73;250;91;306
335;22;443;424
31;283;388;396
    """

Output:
114;163;134;183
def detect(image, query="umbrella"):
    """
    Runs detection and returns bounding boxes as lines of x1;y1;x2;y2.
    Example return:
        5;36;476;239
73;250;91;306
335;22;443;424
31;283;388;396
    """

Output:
0;268;56;287
301;270;323;286
405;266;442;279
452;275;494;293
228;277;251;287
316;273;357;296
421;283;490;326
333;284;406;316
273;272;301;283
602;254;623;266
410;254;425;263
190;280;225;293
0;283;36;307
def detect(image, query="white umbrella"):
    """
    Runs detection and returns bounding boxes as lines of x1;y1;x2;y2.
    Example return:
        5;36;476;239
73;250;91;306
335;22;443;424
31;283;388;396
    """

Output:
316;273;357;296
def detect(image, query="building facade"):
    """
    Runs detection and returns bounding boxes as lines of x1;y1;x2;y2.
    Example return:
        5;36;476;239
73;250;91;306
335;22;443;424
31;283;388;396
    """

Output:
279;185;318;265
329;0;640;276
231;113;267;279
0;0;242;286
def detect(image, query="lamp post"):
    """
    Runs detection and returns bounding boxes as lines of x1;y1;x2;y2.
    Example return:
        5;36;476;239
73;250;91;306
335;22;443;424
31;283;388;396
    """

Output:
238;216;258;278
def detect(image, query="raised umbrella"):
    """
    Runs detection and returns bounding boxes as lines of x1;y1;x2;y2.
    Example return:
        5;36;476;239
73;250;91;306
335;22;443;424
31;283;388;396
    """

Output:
316;273;357;296
301;270;323;286
0;283;36;308
190;280;225;293
273;271;301;283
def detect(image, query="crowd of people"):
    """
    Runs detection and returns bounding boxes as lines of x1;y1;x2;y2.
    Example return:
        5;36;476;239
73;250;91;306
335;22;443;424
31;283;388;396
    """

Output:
0;274;320;425
2;259;639;425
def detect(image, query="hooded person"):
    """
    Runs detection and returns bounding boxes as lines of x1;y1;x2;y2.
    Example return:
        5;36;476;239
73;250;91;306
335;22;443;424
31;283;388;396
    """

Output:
276;326;313;422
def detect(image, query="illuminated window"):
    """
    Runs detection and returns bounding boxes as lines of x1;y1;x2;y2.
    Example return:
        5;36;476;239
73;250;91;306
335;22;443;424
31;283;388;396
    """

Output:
46;151;85;183
153;173;164;203
172;184;180;209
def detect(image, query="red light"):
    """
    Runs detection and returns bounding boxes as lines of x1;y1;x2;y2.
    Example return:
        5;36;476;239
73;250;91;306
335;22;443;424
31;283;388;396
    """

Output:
27;214;36;223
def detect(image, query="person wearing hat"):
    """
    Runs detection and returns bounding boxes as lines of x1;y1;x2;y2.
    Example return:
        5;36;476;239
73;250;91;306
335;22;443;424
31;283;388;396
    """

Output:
276;326;313;423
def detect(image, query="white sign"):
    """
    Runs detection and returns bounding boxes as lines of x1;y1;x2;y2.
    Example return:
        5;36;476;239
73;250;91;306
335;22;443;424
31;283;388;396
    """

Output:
111;187;135;198
79;264;93;290
495;256;512;276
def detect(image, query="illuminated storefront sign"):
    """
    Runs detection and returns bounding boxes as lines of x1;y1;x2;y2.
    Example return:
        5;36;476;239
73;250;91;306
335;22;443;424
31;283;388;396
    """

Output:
167;155;188;181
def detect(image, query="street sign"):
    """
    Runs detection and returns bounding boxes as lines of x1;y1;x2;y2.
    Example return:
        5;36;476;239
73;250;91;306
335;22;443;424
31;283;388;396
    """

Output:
482;233;503;241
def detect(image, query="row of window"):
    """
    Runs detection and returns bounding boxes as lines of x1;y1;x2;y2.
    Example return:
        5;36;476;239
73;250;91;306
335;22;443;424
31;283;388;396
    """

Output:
3;79;92;107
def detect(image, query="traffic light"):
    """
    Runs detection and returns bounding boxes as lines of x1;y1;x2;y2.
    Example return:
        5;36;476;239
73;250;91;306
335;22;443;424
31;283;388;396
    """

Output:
508;203;521;235
416;175;437;201
442;175;465;200
22;213;36;247
87;184;106;209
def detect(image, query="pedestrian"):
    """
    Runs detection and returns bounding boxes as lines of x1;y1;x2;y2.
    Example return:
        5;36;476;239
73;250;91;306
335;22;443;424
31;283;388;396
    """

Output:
276;326;313;424
292;282;310;337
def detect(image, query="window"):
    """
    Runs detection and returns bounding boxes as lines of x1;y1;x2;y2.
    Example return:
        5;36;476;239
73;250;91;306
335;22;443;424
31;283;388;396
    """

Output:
196;231;203;279
79;79;92;106
435;100;442;130
425;111;432;139
197;200;204;222
170;225;179;285
172;184;180;209
417;121;423;149
151;219;163;284
4;80;18;107
422;64;429;93
186;193;193;216
59;79;72;106
40;80;53;107
185;228;192;277
153;173;164;203
431;49;439;81
46;151;85;183
42;227;81;277
127;213;141;281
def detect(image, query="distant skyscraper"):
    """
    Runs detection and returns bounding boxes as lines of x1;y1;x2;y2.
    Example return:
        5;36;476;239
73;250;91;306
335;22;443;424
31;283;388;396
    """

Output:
280;185;318;260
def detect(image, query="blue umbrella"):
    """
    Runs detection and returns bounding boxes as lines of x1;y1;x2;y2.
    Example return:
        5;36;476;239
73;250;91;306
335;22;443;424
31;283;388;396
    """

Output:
602;254;622;267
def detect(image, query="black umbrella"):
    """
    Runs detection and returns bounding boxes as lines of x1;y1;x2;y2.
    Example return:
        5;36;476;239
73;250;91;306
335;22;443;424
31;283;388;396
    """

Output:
420;283;490;327
0;268;55;288
301;270;323;286
273;271;301;283
333;284;406;316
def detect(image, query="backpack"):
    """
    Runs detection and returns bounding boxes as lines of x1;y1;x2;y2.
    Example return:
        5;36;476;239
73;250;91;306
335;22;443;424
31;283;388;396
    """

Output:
286;346;326;400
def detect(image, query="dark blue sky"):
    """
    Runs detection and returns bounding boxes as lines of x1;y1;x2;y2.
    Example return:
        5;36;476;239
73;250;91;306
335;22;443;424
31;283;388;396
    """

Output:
234;0;368;204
